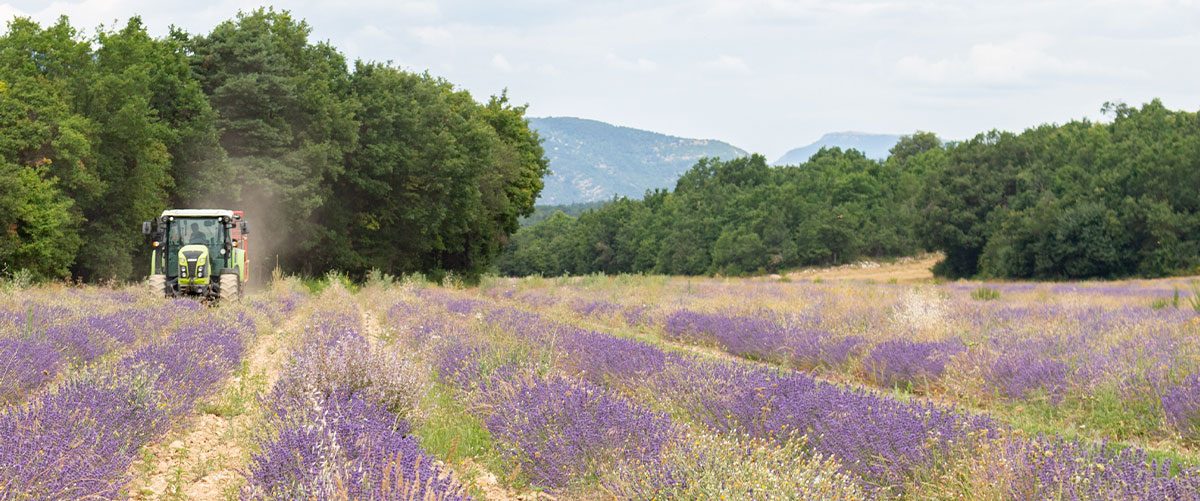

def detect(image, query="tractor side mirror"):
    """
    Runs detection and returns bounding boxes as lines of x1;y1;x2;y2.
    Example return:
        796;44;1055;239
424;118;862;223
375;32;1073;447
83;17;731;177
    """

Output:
142;221;152;235
240;221;249;235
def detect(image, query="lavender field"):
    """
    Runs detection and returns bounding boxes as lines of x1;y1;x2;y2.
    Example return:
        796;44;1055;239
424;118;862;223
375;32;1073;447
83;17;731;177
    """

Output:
3;275;1200;499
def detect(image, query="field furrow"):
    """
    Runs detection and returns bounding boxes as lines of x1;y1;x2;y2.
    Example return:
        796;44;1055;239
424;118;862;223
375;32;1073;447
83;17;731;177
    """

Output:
126;287;308;499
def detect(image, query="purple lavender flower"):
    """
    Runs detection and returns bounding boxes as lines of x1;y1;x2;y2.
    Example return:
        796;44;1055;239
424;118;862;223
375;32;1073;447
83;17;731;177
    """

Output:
0;316;250;497
790;333;864;370
864;339;964;389
664;310;787;360
0;379;165;499
247;302;467;500
1002;435;1200;499
1163;374;1200;443
485;375;676;490
436;341;485;390
414;287;1200;497
989;350;1070;402
244;392;466;500
0;337;62;404
657;358;992;492
557;328;669;385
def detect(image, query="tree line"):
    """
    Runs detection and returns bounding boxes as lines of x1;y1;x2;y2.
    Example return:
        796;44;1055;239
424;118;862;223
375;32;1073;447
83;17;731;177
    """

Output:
501;100;1200;279
0;9;547;282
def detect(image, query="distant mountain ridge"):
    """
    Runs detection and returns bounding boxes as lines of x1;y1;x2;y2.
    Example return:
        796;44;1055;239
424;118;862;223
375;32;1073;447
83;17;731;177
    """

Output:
529;117;748;204
773;132;902;165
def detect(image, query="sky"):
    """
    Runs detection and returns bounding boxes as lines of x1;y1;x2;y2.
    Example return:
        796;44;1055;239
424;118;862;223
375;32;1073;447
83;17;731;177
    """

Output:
2;0;1198;160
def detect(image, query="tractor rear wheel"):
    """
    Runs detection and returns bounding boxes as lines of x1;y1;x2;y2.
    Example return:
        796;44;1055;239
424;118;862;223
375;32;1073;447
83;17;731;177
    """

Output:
148;274;167;297
218;273;241;302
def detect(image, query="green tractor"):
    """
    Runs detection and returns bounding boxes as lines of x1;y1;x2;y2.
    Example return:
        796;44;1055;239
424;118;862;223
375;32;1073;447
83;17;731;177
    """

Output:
142;209;249;301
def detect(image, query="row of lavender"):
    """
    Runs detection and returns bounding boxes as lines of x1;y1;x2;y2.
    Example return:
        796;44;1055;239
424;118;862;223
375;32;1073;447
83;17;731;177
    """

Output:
389;297;697;496
498;281;1200;445
659;305;1200;443
242;288;467;500
403;290;941;496
0;289;197;406
447;287;1200;499
0;290;258;498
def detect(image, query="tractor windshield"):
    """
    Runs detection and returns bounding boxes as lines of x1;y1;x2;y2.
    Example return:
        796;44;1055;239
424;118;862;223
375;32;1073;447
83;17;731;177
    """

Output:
164;217;228;278
170;218;220;247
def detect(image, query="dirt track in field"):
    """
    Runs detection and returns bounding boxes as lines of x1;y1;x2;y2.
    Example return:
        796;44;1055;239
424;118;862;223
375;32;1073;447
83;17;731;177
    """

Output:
784;253;940;283
127;302;302;500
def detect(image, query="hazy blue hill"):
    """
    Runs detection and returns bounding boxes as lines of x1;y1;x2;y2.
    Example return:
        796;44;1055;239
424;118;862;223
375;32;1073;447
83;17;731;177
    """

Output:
773;132;902;165
529;117;748;204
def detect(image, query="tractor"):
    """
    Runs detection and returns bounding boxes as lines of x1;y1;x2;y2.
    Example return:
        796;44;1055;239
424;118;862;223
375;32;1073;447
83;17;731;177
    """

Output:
142;209;249;301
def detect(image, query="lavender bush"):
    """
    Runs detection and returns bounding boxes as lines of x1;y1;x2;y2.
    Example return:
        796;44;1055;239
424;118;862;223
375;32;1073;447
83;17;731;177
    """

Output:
423;298;990;494
664;309;787;360
619;431;865;499
1163;374;1200;443
0;337;61;404
415;285;1200;497
989;349;1070;402
245;297;465;500
0;316;251;498
485;374;677;491
244;391;466;500
864;338;964;390
999;435;1200;499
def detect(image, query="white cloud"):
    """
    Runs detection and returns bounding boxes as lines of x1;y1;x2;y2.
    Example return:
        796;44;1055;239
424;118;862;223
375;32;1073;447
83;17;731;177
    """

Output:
701;55;750;74
409;25;451;46
491;53;514;72
0;4;24;22
895;34;1148;87
702;0;915;20
0;0;1196;158
604;52;657;72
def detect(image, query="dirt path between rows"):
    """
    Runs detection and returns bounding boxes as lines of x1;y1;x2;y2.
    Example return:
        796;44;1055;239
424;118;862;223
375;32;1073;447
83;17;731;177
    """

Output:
360;306;384;348
784;253;940;283
126;304;305;500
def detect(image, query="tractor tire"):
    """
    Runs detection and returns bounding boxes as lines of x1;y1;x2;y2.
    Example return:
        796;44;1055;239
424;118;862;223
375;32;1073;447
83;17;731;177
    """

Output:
218;273;241;302
148;274;167;297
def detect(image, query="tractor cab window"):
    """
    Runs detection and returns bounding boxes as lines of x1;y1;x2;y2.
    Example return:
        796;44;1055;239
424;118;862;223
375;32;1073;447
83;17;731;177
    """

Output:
169;218;220;247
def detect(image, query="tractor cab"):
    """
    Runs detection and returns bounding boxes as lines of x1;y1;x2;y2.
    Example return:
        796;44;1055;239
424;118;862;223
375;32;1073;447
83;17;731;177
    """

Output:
143;209;249;301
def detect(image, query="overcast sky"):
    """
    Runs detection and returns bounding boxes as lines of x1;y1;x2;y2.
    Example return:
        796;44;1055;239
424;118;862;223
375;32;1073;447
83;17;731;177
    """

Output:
2;0;1198;159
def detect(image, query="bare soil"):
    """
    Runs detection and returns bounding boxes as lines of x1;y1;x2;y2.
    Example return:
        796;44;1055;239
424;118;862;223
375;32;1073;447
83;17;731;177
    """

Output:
126;307;301;500
460;459;554;501
784;253;940;283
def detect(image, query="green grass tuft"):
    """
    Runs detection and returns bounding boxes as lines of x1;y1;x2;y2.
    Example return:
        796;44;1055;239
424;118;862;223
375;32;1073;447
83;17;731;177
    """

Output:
970;286;1001;301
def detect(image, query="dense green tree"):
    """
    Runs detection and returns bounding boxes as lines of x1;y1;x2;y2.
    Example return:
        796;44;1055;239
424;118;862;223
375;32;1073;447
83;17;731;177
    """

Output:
917;130;1027;277
0;18;95;281
0;162;81;279
188;8;359;274
0;16;225;281
2;12;1197;283
920;100;1200;279
321;64;547;279
75;17;212;280
0;17;99;208
497;211;576;276
501;151;925;277
712;228;765;275
0;11;545;283
503;102;1200;279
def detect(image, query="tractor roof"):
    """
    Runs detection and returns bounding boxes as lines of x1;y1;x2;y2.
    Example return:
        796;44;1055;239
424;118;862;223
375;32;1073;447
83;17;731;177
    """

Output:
160;209;238;219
